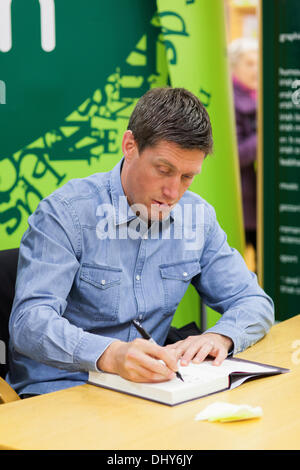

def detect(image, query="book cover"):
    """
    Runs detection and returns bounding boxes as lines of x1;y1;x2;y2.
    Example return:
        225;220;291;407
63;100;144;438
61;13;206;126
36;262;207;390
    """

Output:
88;357;289;406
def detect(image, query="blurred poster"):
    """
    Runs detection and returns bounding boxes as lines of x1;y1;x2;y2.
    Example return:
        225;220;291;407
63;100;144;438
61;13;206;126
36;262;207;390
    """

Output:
261;0;300;320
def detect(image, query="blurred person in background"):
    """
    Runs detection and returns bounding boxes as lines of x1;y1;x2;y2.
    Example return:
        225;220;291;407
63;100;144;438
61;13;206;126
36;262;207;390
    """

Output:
228;37;258;271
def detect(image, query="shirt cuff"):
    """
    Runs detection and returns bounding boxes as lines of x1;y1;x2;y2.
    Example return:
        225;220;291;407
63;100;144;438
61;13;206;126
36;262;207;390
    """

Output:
73;331;119;372
202;323;244;355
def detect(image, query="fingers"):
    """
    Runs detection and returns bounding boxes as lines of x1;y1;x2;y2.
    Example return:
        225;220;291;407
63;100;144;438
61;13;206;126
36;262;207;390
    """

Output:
128;341;176;380
165;334;230;367
157;343;179;373
124;362;174;383
211;347;228;366
190;340;215;365
116;338;178;383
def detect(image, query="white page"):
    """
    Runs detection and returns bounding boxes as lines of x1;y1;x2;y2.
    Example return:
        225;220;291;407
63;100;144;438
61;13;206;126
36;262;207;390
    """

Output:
127;358;276;392
178;361;229;383
215;358;278;375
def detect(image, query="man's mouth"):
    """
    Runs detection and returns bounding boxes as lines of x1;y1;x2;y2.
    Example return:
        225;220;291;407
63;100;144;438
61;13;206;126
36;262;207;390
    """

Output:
152;199;172;209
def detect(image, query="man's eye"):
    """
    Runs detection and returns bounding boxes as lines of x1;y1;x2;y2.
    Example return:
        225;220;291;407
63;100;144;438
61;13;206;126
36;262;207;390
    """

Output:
183;175;193;180
158;167;169;175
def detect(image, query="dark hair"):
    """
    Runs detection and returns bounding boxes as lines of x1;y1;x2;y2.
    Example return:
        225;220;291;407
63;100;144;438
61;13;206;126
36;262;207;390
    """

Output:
127;87;213;156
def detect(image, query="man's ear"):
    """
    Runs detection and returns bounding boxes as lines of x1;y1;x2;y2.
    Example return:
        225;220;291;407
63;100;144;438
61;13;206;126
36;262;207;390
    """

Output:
122;130;138;162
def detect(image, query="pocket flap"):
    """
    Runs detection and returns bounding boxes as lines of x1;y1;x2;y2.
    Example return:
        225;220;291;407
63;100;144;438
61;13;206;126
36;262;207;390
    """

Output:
159;260;201;281
80;263;122;289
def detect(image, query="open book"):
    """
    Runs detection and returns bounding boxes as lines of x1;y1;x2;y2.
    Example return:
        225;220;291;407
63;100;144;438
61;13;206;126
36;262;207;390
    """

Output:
88;357;289;406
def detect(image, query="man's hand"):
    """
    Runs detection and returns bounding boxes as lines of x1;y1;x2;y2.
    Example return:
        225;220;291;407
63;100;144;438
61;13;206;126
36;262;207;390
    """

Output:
164;333;233;367
97;338;179;383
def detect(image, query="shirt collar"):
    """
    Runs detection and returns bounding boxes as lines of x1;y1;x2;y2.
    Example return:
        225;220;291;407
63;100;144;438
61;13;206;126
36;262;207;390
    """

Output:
109;158;175;226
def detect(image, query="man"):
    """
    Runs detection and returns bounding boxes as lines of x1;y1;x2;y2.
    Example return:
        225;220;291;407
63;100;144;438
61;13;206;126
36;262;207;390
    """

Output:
7;87;274;396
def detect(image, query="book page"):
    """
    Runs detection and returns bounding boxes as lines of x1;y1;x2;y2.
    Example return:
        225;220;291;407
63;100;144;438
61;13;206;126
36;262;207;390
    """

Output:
143;361;229;391
149;358;280;391
178;361;229;383
216;358;280;375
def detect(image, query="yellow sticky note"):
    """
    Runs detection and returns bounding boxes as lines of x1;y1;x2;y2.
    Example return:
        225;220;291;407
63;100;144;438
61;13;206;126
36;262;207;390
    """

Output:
195;402;263;423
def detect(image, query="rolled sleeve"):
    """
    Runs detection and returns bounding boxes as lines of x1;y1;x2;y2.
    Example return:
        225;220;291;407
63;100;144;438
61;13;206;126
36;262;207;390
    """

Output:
73;332;117;372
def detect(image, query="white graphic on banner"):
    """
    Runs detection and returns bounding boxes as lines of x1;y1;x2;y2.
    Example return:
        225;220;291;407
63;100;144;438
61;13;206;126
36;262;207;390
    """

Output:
39;0;56;52
292;79;300;106
0;0;56;52
0;80;6;104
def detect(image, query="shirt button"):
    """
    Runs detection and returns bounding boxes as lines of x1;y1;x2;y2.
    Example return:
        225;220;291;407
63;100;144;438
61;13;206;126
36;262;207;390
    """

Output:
183;272;188;277
101;279;106;285
136;275;140;281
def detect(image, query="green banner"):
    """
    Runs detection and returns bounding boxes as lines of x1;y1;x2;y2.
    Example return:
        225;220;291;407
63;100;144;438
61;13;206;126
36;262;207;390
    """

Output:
261;0;300;320
0;0;243;330
157;0;244;328
0;0;166;249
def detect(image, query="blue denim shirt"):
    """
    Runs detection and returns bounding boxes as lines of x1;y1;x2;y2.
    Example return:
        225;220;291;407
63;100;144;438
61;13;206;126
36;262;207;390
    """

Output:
7;158;274;395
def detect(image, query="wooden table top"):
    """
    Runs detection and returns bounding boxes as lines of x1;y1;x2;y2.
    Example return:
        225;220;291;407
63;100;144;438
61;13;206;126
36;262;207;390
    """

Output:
0;315;299;450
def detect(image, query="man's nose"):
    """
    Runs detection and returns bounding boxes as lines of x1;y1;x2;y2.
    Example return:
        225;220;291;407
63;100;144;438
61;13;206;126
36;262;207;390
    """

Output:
162;176;181;202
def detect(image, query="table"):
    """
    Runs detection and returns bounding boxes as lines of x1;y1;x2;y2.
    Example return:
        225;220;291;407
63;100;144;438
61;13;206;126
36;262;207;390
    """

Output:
0;315;299;450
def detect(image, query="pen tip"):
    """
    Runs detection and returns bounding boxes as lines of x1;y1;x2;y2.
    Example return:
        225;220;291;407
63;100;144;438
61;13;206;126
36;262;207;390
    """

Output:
177;371;184;382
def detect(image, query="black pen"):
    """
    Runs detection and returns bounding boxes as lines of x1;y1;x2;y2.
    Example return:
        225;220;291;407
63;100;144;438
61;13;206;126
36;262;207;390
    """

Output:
132;319;184;382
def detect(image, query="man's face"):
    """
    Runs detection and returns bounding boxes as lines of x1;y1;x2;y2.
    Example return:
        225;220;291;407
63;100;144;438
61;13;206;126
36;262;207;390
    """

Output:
121;131;206;222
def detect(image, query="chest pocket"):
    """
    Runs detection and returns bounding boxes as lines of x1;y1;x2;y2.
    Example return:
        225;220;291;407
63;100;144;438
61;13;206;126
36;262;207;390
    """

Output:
159;259;201;316
79;263;122;320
